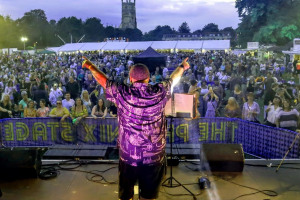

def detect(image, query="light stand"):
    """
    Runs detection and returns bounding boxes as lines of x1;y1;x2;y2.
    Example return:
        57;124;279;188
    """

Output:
162;92;197;200
276;131;300;172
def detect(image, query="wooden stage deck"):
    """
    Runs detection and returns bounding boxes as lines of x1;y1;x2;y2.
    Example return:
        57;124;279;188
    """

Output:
0;159;299;200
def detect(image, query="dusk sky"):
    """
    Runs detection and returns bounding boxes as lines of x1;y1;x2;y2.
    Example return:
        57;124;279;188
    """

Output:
0;0;240;33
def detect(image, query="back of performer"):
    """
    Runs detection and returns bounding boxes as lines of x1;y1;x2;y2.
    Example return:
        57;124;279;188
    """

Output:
83;57;190;200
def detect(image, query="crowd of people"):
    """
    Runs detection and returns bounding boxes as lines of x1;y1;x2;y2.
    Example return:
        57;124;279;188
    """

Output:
0;50;299;130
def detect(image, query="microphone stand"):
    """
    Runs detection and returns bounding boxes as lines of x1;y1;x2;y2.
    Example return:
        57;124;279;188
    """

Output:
162;92;197;200
276;131;300;173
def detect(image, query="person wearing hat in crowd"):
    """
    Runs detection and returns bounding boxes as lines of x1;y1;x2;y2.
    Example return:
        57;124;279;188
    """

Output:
242;92;260;123
18;91;32;118
82;56;190;200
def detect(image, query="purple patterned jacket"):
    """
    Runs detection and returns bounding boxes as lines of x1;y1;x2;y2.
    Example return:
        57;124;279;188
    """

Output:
106;79;172;166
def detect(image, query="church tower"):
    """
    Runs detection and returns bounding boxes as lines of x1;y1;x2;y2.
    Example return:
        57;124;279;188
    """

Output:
120;0;137;29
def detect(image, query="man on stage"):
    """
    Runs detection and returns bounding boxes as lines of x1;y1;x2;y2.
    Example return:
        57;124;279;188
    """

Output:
82;57;190;200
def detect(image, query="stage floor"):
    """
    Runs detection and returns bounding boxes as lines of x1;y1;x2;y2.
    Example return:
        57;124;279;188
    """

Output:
0;159;300;200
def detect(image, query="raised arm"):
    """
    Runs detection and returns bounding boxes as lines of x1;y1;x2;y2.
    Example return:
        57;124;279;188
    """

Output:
82;56;108;89
170;57;190;83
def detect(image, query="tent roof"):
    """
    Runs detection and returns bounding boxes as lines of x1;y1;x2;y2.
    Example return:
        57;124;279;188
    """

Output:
52;40;232;52
102;42;129;51
151;41;178;50
175;40;204;49
125;41;153;50
46;47;61;53
80;42;107;51
134;47;165;58
202;40;230;50
58;43;85;52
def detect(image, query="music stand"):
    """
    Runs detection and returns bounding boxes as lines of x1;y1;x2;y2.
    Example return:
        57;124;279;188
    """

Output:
162;93;196;199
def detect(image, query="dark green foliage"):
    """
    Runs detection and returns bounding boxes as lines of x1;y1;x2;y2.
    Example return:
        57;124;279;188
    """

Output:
236;0;300;47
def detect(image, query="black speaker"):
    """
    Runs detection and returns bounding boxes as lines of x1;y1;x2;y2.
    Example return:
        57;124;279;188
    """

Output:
200;144;244;172
0;148;45;179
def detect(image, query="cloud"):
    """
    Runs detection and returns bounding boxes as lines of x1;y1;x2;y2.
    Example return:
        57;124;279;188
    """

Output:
0;0;239;32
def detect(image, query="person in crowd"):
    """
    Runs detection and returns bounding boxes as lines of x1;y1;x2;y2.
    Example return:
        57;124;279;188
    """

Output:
49;83;63;107
246;76;255;93
263;82;279;119
24;100;37;118
81;90;92;114
58;82;66;94
66;76;80;99
204;86;219;117
109;102;118;117
242;92;260;123
32;83;49;108
188;79;201;117
12;104;21;118
19;91;31;118
186;69;196;81
218;70;229;90
49;99;70;122
224;97;241;118
0;94;13;119
276;99;300;131
84;73;97;93
265;96;282;127
233;84;246;109
154;70;163;83
70;97;88;125
4;80;16;103
213;77;224;101
199;80;209;117
91;98;108;119
19;79;30;94
62;92;75;111
229;74;242;92
36;99;50;117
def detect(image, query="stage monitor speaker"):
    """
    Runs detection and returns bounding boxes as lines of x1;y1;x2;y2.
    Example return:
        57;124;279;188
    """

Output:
0;148;45;179
200;144;244;172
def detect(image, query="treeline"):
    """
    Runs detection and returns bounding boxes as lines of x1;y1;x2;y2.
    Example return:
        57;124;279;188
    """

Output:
0;9;235;49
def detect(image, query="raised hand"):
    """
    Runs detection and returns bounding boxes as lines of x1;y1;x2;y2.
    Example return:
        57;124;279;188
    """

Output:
181;57;190;70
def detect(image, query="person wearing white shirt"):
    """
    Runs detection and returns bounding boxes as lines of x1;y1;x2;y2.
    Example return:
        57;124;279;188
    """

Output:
62;92;75;111
49;83;63;107
265;96;282;127
204;66;212;75
162;67;169;79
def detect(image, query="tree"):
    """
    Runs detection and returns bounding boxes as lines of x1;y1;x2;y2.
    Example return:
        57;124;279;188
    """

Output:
84;17;105;42
0;15;20;48
104;26;116;38
235;0;300;47
17;9;51;48
143;25;176;41
178;22;190;33
222;27;237;47
124;28;143;41
57;17;84;43
202;23;219;33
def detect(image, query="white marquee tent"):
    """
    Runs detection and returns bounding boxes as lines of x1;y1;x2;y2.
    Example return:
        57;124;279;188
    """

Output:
47;40;230;53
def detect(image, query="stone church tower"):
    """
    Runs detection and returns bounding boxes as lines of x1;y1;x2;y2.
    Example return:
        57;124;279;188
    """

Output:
120;0;137;29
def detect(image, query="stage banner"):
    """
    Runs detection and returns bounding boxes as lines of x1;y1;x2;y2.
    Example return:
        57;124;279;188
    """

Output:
0;117;299;159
